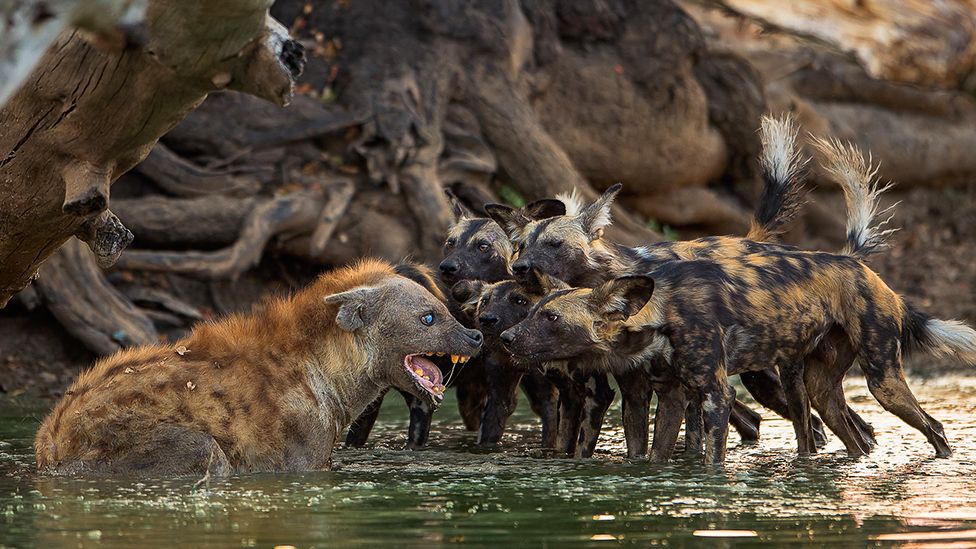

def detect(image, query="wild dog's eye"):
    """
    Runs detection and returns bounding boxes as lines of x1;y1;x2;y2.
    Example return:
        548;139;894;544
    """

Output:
446;238;457;248
511;294;527;306
546;312;559;322
477;242;491;253
547;240;563;249
420;312;436;326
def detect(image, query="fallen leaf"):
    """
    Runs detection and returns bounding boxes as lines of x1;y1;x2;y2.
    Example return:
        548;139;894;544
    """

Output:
124;367;135;374
176;345;190;356
186;381;196;391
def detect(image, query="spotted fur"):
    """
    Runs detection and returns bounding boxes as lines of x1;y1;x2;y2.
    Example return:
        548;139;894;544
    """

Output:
35;259;483;475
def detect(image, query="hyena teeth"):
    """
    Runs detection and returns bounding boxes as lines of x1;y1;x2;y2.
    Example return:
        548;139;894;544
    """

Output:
451;355;460;365
414;368;425;376
436;352;446;357
459;356;469;363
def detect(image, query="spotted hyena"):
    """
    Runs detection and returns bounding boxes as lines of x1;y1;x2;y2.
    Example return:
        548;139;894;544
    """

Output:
35;259;482;475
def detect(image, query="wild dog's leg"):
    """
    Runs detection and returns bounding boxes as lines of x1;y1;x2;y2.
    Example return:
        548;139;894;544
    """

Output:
521;369;560;449
861;339;951;457
694;396;760;449
699;377;736;465
546;368;584;456
740;369;828;448
455;367;488;432
479;354;523;445
779;361;817;455
650;382;687;463
805;336;875;456
683;389;704;457
729;400;761;442
346;389;388;447
577;372;615;458
613;367;652;458
401;391;434;450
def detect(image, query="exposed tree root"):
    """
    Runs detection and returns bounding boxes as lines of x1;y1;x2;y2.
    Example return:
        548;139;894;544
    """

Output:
35;239;156;355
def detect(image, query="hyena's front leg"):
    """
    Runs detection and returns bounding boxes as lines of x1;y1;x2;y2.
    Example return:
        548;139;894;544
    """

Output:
576;371;615;458
614;367;652;459
346;389;388;447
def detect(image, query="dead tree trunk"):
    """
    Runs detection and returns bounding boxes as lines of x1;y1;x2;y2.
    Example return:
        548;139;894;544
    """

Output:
0;0;305;306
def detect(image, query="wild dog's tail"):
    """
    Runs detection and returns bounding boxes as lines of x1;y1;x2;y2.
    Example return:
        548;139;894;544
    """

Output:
902;305;976;365
747;113;809;242
810;136;898;258
555;188;584;217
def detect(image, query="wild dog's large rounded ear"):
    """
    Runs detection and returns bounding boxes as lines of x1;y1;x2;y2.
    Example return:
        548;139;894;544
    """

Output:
524;199;566;220
521;268;570;295
588;274;654;322
485;203;531;242
324;286;375;332
444;188;477;222
395;262;446;303
578;183;623;241
451;279;486;304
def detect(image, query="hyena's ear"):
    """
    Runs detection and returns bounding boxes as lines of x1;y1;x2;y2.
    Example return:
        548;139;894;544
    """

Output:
521;268;570;295
445;188;477;222
577;183;623;241
451;279;487;304
324;286;376;331
524;199;566;220
588;275;654;322
485;203;531;241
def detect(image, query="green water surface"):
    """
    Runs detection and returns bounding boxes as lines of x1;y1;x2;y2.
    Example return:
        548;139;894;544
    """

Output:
3;375;976;548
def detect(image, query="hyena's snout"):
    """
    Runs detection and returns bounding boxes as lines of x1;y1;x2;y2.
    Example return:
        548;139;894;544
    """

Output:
457;326;483;351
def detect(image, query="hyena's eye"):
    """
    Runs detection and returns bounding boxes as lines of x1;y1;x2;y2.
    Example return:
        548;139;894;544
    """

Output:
420;312;436;326
511;295;527;306
547;240;563;249
445;238;457;248
545;312;559;322
477;242;491;253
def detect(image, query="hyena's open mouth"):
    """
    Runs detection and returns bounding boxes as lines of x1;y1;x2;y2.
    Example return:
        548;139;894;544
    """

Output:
404;353;472;403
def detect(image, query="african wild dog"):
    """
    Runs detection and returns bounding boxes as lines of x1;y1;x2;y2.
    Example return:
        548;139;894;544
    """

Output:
455;274;768;456
486;115;853;458
439;192;563;446
443;193;618;455
503;245;976;464
35;259;483;475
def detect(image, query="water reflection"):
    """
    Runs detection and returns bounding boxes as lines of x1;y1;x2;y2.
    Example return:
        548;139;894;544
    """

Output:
2;374;976;547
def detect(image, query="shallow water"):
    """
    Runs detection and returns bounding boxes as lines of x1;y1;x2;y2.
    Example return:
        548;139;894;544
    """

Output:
3;375;976;548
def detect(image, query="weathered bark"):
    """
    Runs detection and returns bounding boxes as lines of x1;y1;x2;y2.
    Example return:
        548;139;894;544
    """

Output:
696;0;976;89
0;0;305;306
